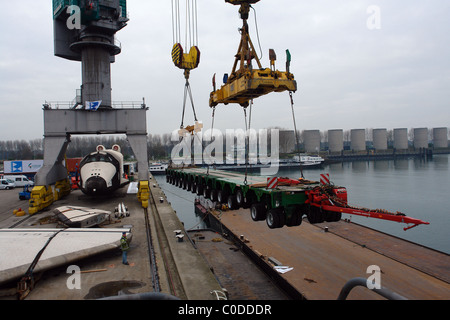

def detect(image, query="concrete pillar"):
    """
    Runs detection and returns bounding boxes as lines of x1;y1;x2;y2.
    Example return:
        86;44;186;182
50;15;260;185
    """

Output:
433;127;448;148
413;128;428;149
81;45;112;108
127;134;149;182
373;128;387;150
35;135;71;186
328;129;343;152
394;128;408;150
350;129;365;151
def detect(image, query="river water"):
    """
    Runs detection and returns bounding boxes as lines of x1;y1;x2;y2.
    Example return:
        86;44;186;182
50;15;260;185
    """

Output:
155;154;450;254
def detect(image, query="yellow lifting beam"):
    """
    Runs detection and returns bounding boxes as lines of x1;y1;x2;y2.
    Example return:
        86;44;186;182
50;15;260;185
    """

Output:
209;0;297;108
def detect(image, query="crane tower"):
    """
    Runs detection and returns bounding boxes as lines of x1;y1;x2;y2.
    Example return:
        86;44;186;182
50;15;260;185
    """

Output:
53;0;128;108
31;0;149;213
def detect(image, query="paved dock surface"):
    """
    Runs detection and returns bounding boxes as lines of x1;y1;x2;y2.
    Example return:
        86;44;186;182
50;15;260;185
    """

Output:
0;188;154;299
0;180;223;300
213;208;450;300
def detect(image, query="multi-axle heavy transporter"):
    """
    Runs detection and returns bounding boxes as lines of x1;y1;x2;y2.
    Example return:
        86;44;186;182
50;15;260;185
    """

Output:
166;167;429;230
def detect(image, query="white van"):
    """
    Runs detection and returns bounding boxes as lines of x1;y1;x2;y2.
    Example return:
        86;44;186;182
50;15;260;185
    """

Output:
3;175;34;187
0;179;15;190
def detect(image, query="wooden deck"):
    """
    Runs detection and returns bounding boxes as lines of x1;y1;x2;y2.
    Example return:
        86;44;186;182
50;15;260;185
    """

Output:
210;207;450;300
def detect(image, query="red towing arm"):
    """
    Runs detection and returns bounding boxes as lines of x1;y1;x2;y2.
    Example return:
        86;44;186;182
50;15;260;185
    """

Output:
310;202;430;231
305;186;430;231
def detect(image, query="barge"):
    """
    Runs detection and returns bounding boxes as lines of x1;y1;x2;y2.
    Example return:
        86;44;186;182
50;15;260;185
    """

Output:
192;199;450;300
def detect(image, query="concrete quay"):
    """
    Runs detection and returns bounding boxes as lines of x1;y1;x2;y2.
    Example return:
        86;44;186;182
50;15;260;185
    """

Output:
0;176;223;300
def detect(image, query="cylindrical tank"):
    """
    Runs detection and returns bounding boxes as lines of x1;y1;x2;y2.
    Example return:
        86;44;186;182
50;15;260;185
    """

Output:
279;130;295;153
413;128;428;149
393;128;408;150
433;127;448;148
328;129;343;152
373;128;387;150
304;130;321;153
350;129;365;151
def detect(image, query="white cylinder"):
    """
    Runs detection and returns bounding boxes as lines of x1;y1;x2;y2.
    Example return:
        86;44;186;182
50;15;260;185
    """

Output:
394;128;408;150
413;128;428;149
373;128;387;150
279;130;296;153
304;130;321;153
350;129;365;151
328;129;343;152
433;127;448;148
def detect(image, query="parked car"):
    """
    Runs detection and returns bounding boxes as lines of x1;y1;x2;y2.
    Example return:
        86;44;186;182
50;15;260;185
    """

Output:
0;179;15;190
2;175;34;187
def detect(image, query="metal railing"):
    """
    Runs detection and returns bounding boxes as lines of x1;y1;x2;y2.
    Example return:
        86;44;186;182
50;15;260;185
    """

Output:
43;100;147;110
337;277;408;300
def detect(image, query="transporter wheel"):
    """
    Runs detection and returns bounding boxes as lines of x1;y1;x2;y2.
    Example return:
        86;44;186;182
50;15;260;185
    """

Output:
210;189;218;202
307;206;325;224
325;211;342;222
217;190;228;204
196;183;204;195
235;189;245;208
227;194;237;210
266;208;285;229
250;203;266;221
286;210;303;227
203;186;211;199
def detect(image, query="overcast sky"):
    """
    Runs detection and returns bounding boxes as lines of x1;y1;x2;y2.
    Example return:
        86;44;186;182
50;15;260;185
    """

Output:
0;0;449;141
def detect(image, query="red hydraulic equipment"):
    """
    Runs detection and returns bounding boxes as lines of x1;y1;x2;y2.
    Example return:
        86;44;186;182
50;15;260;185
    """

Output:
304;184;429;231
275;175;430;231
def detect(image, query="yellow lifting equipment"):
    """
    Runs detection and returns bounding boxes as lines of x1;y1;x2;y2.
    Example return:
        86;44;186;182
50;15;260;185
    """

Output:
209;0;297;108
171;0;202;135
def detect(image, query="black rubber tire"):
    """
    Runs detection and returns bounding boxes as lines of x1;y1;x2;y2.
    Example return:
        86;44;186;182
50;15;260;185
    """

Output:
217;190;228;203
227;194;237;210
250;203;266;221
266;208;285;229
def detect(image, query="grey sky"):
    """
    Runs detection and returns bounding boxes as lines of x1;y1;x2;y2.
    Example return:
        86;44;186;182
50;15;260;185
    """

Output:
0;0;449;141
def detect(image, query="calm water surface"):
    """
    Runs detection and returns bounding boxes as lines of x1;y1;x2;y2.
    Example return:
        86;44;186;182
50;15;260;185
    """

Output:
155;154;450;254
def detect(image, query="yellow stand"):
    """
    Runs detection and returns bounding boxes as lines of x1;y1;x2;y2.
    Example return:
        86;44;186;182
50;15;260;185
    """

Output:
28;179;71;215
28;186;54;215
54;179;71;201
137;180;150;208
